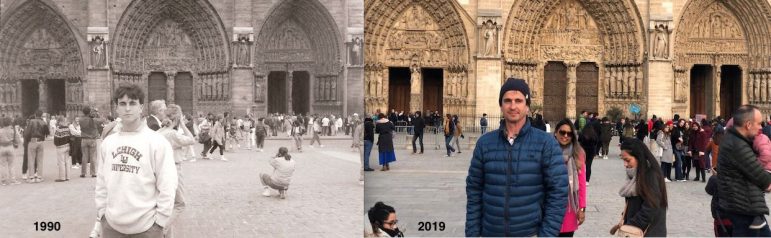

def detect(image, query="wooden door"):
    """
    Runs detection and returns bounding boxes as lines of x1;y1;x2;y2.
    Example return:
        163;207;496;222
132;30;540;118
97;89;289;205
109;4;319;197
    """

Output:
174;72;194;115
148;72;167;102
576;63;599;114
388;67;410;113
720;65;742;119
292;71;310;115
544;62;567;123
268;71;287;114
422;68;443;115
690;65;710;116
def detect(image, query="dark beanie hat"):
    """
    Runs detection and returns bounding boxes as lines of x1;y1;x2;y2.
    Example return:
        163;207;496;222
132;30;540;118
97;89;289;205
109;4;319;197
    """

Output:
499;78;531;106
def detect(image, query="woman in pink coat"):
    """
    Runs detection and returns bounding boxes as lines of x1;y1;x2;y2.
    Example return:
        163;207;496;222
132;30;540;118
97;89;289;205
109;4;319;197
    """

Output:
553;119;587;236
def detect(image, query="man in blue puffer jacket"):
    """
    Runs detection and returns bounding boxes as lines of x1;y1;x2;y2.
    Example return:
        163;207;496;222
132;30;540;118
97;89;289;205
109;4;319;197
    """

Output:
465;78;568;237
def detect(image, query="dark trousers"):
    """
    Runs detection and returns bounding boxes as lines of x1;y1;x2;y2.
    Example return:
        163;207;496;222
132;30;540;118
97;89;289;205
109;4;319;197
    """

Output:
201;140;212;157
412;131;424;153
725;213;771;237
601;140;610;156
585;152;594;182
674;151;684;180
22;140;31;174
661;162;672;180
558;232;574;237
70;137;82;165
682;155;692;179
209;141;225;155
694;154;706;182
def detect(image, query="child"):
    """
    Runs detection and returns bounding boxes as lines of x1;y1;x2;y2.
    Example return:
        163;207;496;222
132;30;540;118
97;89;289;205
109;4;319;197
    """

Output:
53;116;72;182
705;169;733;237
261;147;296;199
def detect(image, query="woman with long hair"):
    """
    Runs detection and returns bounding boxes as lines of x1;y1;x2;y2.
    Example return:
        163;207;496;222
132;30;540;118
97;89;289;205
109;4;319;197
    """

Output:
706;127;724;173
365;202;403;237
611;138;668;237
656;122;674;182
553;119;587;237
208;115;228;161
375;113;396;171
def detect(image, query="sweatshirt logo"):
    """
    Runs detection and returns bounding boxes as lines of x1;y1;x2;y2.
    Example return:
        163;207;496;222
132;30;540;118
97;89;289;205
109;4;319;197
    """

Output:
111;146;143;174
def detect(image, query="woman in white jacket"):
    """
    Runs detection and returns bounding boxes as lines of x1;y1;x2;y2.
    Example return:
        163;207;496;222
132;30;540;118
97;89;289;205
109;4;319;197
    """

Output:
260;147;296;199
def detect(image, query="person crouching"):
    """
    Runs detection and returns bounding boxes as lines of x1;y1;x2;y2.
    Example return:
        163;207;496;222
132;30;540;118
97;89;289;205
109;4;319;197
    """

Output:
260;147;295;199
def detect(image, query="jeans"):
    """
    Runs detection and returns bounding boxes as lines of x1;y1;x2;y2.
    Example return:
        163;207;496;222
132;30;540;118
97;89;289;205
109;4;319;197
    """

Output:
167;163;185;238
481;126;487;135
27;139;44;178
0;145;15;182
255;134;265;149
81;138;98;176
101;217;164;238
56;145;71;180
363;140;373;170
452;135;461;153
445;135;454;156
725;212;771;237
412;132;424;153
674;151;684;180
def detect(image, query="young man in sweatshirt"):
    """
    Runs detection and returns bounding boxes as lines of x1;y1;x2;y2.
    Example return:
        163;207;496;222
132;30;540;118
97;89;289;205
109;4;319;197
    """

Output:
95;84;177;237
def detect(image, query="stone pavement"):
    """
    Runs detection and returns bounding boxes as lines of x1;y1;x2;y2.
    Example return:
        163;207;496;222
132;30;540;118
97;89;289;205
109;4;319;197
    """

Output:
0;137;362;237
364;136;771;237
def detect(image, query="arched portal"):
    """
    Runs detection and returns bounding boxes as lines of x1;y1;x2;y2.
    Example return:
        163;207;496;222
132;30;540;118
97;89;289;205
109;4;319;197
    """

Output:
365;0;471;121
0;0;85;118
254;0;341;116
503;0;645;119
112;0;229;114
673;0;771;117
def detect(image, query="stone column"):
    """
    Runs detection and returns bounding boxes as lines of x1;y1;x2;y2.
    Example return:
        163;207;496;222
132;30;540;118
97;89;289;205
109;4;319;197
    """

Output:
409;65;422;113
566;61;578;119
287;71;293;114
38;79;48;113
166;71;176;104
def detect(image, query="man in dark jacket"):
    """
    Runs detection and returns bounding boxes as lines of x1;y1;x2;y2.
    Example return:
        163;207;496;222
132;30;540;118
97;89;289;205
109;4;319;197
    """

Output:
480;113;488;134
24;110;49;183
411;111;426;154
466;78;567;237
363;117;375;172
718;105;771;236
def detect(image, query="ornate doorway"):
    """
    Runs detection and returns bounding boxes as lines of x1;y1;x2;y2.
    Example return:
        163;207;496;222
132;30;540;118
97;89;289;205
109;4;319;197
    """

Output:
47;79;66;115
268;71;288;114
388;68;411;113
544;62;567;122
720;65;742;118
174;72;194;115
292;71;310;115
21;80;39;117
422;68;443;115
576;63;599;114
690;65;711;117
148;72;168;102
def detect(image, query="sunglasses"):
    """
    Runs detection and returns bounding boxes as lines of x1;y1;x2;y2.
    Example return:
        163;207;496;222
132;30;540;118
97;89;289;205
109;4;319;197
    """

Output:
557;130;573;137
384;220;398;226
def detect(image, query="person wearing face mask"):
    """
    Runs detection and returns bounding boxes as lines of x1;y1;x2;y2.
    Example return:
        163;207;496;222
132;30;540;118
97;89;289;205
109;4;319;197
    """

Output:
365;202;403;237
553;119;587;237
610;138;668;237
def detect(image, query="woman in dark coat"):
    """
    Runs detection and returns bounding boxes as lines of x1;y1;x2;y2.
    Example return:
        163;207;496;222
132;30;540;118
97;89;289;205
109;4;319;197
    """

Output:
375;113;396;171
579;124;599;183
599;117;613;160
612;138;668;237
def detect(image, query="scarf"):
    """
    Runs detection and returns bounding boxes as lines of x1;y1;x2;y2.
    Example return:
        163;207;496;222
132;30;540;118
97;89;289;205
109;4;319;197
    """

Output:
562;144;580;214
618;168;638;197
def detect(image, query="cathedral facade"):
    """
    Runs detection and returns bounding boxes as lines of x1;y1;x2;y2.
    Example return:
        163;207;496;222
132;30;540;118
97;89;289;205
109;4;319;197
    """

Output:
364;0;771;125
0;0;364;118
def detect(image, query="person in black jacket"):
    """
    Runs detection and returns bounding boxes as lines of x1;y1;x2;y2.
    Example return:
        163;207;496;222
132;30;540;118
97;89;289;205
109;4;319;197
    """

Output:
411;111;425;154
706;170;733;237
363;117;375;172
375;114;396;171
635;118;648;141
579;124;598;184
718;105;771;236
611;138;668;237
600;117;613;160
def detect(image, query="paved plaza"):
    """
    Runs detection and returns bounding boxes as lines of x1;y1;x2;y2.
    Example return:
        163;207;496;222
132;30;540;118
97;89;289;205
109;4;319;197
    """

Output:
0;136;362;237
364;134;771;237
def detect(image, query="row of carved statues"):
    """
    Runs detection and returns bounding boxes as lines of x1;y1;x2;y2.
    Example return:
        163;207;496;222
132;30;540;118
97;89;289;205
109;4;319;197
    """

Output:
748;72;771;103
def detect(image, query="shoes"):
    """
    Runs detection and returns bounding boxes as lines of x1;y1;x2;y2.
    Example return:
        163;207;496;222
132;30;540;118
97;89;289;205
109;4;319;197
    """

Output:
693;178;699;181
364;168;375;172
445;155;451;157
35;178;43;183
603;155;609;160
586;182;590;186
320;145;325;148
279;190;286;199
92;175;97;178
262;188;271;197
677;179;686;182
419;152;423;154
10;180;21;185
457;151;462;154
259;149;264;152
188;158;197;162
80;175;85;178
751;216;767;229
1;182;6;186
665;178;672;183
21;173;27;180
71;165;78;169
55;179;66;182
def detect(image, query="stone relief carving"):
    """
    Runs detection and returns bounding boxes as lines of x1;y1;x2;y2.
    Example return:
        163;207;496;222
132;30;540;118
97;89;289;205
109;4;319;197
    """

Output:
480;20;498;57
540;45;602;62
684;2;746;54
90;36;107;68
349;37;363;66
541;0;600;46
143;20;196;70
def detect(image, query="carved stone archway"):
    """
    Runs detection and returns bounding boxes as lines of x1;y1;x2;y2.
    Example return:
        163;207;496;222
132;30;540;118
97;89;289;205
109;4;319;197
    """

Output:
112;0;230;114
503;0;646;119
673;0;771;117
365;0;472;122
254;0;342;116
0;0;85;118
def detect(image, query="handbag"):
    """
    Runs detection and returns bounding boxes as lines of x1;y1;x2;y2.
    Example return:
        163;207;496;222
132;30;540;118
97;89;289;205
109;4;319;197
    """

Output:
611;202;648;237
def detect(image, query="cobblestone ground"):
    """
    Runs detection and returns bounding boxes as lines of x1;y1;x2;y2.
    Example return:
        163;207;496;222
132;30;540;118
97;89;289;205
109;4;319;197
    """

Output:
364;134;771;237
0;135;362;238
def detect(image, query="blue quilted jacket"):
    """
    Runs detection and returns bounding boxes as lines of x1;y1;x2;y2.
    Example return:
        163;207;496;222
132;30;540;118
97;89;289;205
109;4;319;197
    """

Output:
465;119;568;237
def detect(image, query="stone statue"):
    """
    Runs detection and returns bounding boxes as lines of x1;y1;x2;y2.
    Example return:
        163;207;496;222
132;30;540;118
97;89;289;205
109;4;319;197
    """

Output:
255;82;263;101
410;66;420;93
91;36;106;68
483;22;497;57
237;37;250;66
350;37;362;65
654;25;668;58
